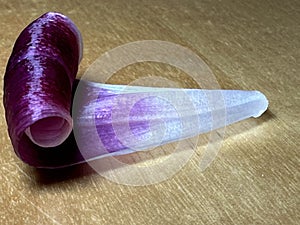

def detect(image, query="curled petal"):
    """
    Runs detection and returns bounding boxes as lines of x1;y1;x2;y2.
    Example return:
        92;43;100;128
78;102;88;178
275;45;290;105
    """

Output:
3;12;268;168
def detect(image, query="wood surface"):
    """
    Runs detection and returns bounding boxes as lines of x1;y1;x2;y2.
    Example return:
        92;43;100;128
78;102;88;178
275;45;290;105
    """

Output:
0;0;299;224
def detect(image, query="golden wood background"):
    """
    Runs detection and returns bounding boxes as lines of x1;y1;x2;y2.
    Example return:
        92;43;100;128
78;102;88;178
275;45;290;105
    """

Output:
0;0;299;224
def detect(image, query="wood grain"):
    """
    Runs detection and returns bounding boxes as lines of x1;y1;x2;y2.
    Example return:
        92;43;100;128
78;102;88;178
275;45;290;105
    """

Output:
0;0;299;224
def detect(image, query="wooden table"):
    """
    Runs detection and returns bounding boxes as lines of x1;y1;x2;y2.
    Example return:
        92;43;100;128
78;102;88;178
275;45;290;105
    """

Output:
0;0;299;224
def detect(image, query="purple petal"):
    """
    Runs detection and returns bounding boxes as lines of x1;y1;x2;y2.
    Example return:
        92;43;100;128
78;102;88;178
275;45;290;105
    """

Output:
3;12;268;169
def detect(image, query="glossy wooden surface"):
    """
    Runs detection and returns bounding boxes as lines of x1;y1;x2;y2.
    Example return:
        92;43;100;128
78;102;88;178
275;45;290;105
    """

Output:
0;0;299;224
